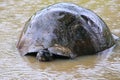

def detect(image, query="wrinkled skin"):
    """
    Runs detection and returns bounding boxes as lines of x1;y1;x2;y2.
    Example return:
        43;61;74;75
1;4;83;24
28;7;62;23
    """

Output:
17;3;115;61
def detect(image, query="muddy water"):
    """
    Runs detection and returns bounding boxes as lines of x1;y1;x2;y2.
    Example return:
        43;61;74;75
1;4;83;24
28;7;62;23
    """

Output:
0;0;120;80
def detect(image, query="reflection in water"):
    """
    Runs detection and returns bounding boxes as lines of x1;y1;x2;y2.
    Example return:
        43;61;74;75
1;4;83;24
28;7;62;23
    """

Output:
0;0;120;80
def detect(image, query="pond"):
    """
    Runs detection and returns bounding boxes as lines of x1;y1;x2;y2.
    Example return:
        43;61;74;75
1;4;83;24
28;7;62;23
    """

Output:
0;0;120;80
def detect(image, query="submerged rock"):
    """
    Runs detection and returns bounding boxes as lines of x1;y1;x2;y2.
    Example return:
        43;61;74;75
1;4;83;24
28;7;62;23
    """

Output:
17;3;115;61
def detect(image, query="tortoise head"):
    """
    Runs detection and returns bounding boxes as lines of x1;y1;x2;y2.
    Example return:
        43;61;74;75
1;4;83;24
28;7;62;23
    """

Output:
36;49;53;61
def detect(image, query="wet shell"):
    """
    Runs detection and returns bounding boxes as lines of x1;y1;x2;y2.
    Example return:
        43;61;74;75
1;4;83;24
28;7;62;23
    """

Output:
17;3;115;59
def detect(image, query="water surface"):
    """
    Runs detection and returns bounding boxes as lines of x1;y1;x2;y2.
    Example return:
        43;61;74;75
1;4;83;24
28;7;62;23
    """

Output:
0;0;120;80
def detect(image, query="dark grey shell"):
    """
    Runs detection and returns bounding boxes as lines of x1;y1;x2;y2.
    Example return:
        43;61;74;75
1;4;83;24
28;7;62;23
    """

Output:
17;3;115;58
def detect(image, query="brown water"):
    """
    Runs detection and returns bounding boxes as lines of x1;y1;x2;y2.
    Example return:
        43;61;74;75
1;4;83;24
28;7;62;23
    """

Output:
0;0;120;80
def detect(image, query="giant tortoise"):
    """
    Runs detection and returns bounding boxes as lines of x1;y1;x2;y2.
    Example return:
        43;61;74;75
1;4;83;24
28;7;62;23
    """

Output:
17;3;115;61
